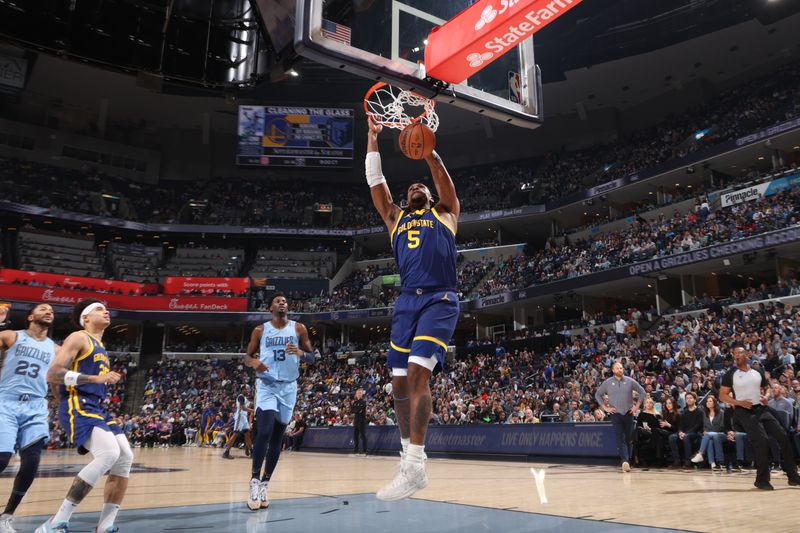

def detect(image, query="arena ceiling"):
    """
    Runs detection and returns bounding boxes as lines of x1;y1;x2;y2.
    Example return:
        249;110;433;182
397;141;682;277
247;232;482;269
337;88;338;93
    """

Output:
1;0;799;134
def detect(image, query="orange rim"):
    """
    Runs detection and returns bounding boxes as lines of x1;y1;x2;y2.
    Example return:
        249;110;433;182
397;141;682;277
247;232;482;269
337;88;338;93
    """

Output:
363;82;433;126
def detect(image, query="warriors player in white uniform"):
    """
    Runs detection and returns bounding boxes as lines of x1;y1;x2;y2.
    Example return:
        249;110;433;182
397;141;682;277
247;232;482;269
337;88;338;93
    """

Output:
243;293;314;510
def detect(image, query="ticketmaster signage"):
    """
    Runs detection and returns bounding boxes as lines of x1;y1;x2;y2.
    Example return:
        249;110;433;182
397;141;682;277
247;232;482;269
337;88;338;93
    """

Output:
720;172;800;208
303;423;617;457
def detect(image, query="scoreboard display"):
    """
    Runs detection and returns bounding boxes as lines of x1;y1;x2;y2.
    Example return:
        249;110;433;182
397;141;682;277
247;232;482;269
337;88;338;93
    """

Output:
237;106;354;168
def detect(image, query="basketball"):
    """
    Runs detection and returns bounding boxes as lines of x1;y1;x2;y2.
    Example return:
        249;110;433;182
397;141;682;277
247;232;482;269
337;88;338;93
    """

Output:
398;122;436;160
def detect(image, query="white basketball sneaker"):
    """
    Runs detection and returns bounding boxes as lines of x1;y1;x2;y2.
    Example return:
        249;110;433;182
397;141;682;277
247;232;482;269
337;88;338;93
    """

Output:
0;514;17;533
34;519;69;533
247;478;261;511
376;461;428;501
259;481;270;508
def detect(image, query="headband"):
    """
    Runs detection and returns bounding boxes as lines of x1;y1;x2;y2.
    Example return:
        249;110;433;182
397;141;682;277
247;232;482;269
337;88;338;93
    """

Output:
79;302;105;327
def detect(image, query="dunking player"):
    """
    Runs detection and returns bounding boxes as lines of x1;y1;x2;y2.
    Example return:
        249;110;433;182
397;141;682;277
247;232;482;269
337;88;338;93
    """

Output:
222;394;253;459
243;293;314;510
36;299;133;533
0;304;57;533
366;116;460;500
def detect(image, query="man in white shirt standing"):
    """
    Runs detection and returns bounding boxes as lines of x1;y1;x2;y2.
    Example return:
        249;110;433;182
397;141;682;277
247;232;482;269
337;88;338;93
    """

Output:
615;315;627;343
720;346;800;490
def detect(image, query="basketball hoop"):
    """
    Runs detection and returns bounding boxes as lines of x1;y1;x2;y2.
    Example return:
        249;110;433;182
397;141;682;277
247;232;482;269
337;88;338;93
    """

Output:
363;82;439;132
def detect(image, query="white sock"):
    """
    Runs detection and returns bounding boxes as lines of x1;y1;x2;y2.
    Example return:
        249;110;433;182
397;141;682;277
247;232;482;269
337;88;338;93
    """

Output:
406;444;425;465
52;499;78;524
401;437;410;455
97;503;120;531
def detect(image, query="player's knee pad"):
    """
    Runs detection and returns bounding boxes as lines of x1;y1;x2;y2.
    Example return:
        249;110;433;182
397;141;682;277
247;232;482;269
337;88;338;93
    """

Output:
0;452;11;473
109;436;134;478
79;431;121;486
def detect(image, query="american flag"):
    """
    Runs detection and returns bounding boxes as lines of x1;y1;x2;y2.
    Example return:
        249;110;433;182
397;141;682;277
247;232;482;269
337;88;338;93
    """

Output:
322;19;352;46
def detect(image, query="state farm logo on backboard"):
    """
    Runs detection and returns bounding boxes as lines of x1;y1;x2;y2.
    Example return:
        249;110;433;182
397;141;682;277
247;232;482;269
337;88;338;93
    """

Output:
464;0;576;72
466;52;493;67
474;5;498;31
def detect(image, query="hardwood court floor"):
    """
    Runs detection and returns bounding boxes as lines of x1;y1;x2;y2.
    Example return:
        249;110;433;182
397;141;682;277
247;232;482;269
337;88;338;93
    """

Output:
1;447;798;532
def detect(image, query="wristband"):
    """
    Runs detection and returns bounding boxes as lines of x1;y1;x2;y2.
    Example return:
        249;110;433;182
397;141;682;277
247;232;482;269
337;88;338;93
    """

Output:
365;152;386;188
64;371;81;387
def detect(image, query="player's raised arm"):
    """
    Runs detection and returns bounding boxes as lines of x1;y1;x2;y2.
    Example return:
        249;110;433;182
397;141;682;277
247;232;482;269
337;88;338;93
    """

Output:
366;116;401;231
47;332;120;385
425;150;460;222
243;325;268;372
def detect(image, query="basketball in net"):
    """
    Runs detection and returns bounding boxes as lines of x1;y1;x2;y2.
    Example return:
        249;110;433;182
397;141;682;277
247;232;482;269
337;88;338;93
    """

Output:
364;82;439;159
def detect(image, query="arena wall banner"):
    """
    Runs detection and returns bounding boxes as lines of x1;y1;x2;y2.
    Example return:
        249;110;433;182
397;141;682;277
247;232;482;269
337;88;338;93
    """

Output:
0;269;156;296
548;115;800;210
719;171;800;207
163;276;250;295
303;423;617;458
0;285;248;312
473;225;800;309
735;116;800;147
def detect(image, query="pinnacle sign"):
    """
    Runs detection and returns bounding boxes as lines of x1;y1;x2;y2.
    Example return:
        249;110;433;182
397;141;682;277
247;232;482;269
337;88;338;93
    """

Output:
425;0;582;85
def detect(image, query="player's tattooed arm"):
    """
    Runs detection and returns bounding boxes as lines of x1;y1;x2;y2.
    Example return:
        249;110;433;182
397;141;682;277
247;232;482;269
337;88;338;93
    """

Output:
425;150;460;222
47;332;120;385
244;325;268;372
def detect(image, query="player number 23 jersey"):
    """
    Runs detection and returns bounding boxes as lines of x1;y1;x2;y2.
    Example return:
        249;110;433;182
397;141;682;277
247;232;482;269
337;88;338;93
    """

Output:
0;330;55;399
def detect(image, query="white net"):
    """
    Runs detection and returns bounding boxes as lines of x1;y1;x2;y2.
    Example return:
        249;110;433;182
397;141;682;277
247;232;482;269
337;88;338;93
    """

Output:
364;84;439;132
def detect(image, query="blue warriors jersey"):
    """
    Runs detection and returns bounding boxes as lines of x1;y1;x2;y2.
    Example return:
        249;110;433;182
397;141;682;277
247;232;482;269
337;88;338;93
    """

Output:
59;331;112;401
0;331;55;399
391;208;457;290
258;320;300;383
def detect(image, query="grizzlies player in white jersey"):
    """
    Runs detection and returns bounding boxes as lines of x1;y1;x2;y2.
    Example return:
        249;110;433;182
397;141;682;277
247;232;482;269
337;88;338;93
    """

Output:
0;304;57;533
244;293;314;510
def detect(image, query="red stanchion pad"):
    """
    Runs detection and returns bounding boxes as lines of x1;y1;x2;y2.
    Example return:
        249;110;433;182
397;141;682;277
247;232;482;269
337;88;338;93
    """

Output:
424;0;583;85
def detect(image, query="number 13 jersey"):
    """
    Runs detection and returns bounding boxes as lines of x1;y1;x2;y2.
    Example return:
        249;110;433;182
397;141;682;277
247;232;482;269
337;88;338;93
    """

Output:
258;320;299;382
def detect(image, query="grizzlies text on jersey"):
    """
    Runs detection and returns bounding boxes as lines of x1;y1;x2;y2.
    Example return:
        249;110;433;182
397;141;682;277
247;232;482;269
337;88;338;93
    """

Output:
58;331;123;451
0;331;56;452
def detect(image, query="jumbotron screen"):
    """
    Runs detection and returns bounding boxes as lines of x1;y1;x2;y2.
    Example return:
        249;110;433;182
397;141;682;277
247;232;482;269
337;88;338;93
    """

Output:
236;105;354;168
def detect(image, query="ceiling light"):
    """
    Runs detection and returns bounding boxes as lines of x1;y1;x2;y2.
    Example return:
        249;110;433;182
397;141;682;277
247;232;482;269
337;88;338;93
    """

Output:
287;69;299;77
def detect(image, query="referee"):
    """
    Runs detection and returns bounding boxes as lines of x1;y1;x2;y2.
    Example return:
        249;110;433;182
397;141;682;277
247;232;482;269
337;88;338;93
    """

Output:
719;346;800;490
595;361;645;473
352;388;368;456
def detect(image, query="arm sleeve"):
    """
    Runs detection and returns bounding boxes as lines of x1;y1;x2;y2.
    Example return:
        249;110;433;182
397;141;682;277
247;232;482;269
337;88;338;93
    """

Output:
758;368;768;387
721;369;734;388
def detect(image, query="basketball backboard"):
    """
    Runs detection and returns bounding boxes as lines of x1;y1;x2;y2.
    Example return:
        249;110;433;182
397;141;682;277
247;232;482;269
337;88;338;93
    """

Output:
295;0;543;128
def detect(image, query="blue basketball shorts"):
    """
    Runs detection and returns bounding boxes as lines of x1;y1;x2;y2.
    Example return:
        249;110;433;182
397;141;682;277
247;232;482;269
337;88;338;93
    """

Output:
388;289;459;373
0;397;49;453
255;380;297;425
59;394;123;453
